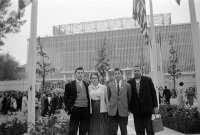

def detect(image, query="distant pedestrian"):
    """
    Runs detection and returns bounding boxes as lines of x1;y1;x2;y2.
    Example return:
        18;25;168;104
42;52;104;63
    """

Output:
41;92;49;117
22;93;28;116
49;92;58;117
10;96;17;115
177;82;186;108
163;86;171;104
186;87;196;107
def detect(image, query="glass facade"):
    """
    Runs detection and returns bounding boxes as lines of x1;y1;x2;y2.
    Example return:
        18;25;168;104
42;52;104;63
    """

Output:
37;23;194;80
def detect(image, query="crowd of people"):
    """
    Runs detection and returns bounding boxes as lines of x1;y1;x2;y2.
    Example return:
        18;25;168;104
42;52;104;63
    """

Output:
158;83;197;107
0;91;64;118
0;92;23;115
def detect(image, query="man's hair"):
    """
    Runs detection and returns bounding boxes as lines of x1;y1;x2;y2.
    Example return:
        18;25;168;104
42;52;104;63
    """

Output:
179;82;184;86
134;65;141;70
165;86;167;89
75;67;84;73
114;68;123;74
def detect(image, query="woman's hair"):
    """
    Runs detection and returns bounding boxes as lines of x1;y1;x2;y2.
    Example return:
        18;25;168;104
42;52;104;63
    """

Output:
179;82;184;86
90;72;100;81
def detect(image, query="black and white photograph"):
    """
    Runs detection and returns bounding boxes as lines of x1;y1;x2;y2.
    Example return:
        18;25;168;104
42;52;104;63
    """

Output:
0;0;200;134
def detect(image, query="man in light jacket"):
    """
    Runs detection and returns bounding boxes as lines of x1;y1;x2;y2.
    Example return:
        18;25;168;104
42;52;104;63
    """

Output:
107;68;131;135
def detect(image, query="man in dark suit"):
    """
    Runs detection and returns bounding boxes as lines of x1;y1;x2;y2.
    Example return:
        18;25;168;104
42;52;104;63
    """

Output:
64;67;90;135
107;68;131;135
41;92;49;117
127;66;158;135
163;86;171;104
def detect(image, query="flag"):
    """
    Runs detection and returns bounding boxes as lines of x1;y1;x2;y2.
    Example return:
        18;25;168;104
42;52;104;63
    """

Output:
175;0;181;5
133;0;149;45
18;0;32;10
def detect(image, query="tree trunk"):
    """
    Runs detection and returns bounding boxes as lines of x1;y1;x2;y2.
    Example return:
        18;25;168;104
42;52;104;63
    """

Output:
173;76;176;91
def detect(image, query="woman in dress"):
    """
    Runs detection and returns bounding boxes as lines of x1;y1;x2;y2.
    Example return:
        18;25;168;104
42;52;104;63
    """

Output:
89;73;109;135
177;82;186;107
22;93;28;116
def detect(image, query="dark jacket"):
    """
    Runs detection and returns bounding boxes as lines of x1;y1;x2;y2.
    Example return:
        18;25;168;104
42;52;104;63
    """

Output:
64;80;90;115
163;88;171;99
127;76;158;114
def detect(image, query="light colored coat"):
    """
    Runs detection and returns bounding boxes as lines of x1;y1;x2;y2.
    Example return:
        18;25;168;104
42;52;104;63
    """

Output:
89;84;109;114
107;81;131;117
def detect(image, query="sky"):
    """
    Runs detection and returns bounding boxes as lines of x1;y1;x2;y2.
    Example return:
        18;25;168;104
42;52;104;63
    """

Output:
2;0;200;65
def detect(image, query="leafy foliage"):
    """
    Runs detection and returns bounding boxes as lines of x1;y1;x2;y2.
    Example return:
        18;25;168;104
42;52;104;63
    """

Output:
0;118;27;135
30;113;69;135
167;35;181;90
0;53;19;80
36;38;55;92
159;104;200;134
0;0;26;46
95;38;110;84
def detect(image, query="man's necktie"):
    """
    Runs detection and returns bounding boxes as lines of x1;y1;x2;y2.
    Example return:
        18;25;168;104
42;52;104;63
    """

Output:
117;81;120;96
136;82;140;97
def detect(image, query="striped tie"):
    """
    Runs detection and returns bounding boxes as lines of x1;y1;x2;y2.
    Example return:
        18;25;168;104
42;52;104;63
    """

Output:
117;81;120;96
136;82;140;97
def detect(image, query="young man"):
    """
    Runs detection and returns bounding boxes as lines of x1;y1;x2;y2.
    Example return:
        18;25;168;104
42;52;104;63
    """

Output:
127;66;158;135
107;68;131;135
64;67;90;135
163;86;171;104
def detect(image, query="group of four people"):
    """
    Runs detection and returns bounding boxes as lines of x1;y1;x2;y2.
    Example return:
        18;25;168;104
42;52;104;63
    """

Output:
64;66;158;135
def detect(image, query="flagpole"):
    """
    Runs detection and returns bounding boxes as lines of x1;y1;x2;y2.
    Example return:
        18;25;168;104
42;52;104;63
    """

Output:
27;0;38;128
188;0;200;108
149;0;159;105
158;33;164;87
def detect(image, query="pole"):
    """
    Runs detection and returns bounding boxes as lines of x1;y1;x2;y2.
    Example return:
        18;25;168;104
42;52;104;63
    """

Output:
188;0;200;108
27;0;38;128
149;0;159;106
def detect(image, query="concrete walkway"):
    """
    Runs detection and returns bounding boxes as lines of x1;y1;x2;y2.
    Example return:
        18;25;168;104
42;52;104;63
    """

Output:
121;115;187;135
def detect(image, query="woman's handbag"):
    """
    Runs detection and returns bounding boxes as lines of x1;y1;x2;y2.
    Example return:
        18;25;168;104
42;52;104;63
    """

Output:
152;114;164;133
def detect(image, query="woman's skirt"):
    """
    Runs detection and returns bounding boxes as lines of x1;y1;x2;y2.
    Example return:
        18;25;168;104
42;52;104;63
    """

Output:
90;100;109;135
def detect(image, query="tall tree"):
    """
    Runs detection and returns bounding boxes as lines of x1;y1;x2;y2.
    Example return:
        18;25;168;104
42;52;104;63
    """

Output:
0;0;26;46
36;38;55;93
95;38;111;84
168;35;181;91
0;53;19;80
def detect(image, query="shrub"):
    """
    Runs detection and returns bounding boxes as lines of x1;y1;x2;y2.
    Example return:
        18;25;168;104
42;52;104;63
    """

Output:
0;118;27;135
0;112;69;135
159;104;200;134
30;113;69;135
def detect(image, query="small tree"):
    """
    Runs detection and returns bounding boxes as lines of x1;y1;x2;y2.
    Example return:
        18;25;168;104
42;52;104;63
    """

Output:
36;37;55;93
0;0;26;46
168;35;181;91
95;38;111;84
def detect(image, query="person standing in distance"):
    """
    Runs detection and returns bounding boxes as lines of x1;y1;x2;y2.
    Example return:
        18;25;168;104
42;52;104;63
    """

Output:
107;68;131;135
64;67;90;135
127;66;158;135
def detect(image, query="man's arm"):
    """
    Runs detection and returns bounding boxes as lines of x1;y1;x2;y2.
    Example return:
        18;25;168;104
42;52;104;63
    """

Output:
149;78;158;113
64;83;71;112
127;83;132;105
107;84;111;102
